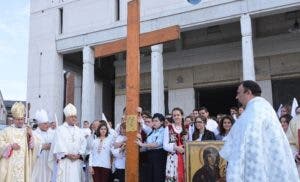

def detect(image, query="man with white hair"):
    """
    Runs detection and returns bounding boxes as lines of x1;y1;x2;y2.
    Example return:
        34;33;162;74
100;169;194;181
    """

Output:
49;103;87;182
32;109;55;182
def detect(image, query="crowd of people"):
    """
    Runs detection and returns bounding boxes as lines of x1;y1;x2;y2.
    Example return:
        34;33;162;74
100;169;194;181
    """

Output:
0;80;300;182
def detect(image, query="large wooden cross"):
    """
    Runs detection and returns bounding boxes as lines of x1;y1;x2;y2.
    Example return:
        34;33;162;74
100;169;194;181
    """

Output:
94;0;180;181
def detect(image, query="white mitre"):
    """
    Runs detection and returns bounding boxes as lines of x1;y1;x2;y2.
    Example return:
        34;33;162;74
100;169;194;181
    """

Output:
64;103;77;117
35;109;49;124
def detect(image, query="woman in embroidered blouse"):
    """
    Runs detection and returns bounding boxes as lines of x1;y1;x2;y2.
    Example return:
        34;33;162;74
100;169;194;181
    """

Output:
163;107;187;182
216;115;234;141
137;113;167;182
191;116;216;141
88;123;114;182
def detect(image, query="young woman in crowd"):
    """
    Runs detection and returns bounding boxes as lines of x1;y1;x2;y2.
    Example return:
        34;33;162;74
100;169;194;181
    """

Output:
279;114;293;133
88;122;114;182
163;107;187;182
184;116;192;128
164;116;173;127
137;113;167;182
190;116;216;141
216;115;234;140
111;122;127;182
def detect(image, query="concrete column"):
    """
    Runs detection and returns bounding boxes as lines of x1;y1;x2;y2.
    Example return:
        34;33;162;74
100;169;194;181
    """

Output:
95;80;103;120
168;88;194;116
257;80;273;105
115;95;126;126
74;74;82;123
240;14;255;81
151;44;165;115
81;46;95;124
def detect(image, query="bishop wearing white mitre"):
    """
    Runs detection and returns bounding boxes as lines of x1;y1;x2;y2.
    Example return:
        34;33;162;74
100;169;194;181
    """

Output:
31;109;55;182
49;103;87;182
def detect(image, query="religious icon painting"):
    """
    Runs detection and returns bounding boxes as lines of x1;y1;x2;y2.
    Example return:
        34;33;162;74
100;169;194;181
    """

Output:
185;141;227;182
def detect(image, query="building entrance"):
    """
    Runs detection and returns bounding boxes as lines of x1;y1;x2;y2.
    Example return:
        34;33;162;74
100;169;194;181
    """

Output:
272;77;300;111
195;84;239;117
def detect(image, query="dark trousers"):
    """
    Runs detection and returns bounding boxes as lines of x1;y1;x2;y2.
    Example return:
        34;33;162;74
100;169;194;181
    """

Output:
139;151;149;182
113;168;125;182
92;167;111;182
146;149;167;182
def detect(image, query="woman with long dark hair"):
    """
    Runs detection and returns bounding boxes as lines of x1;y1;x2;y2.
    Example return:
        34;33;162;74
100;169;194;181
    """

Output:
163;107;187;182
191;116;216;141
88;122;114;182
216;115;234;141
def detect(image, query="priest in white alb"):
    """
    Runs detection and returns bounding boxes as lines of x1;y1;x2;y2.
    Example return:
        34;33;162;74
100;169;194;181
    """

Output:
220;80;299;181
0;102;37;182
49;103;87;182
31;109;55;182
286;112;300;175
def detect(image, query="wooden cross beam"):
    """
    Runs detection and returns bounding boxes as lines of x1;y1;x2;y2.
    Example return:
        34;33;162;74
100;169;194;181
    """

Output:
93;1;180;181
94;25;180;58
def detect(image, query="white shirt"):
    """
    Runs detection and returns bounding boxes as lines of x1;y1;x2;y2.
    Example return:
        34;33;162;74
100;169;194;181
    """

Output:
111;135;126;169
188;124;194;141
206;118;219;135
89;135;114;169
163;125;182;153
81;128;91;138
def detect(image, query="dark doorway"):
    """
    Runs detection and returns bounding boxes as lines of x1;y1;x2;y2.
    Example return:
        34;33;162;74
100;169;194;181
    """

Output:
195;84;239;116
140;92;169;115
272;77;300;111
95;56;115;123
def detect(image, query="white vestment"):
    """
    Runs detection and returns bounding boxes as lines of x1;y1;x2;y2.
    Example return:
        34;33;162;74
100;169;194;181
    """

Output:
49;122;87;182
286;115;300;175
32;128;55;182
220;97;299;182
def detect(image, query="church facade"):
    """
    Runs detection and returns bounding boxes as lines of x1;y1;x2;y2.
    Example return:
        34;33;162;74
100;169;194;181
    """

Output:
27;0;300;125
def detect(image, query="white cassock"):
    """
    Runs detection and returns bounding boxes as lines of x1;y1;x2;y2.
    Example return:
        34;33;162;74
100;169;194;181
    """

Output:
49;122;87;182
32;128;55;182
220;97;299;182
286;115;300;175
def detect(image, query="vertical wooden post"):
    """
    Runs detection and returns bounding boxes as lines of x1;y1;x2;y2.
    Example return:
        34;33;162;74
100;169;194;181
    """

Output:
125;0;140;182
93;1;179;180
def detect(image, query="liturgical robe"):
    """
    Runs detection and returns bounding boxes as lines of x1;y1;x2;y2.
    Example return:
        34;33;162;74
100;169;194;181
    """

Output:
286;115;300;175
31;127;55;182
0;126;37;182
220;97;299;182
49;122;87;182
